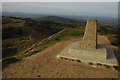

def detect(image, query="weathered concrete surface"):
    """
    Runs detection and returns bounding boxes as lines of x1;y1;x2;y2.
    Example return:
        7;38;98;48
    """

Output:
57;41;118;66
80;20;97;49
57;19;118;66
69;45;107;59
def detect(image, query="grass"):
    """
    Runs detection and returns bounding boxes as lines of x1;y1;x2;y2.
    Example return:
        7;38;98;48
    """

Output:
2;16;24;24
3;23;24;28
3;36;36;58
2;17;25;28
69;31;84;37
2;47;18;58
106;34;119;46
2;27;85;68
20;49;43;58
106;34;120;48
98;26;119;48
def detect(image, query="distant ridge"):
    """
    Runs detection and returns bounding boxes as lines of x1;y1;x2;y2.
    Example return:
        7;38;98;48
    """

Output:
38;16;85;23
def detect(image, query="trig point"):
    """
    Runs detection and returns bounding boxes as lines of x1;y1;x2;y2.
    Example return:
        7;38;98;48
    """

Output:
80;20;97;49
57;19;118;66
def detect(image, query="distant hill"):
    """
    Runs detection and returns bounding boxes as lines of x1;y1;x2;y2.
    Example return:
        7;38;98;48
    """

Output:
3;12;118;28
38;16;76;22
37;16;86;23
2;16;84;40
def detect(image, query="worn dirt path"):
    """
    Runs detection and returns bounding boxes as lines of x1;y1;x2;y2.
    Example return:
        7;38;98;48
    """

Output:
2;35;119;78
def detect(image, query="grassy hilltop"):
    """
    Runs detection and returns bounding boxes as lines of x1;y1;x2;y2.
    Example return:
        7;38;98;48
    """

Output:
2;16;119;68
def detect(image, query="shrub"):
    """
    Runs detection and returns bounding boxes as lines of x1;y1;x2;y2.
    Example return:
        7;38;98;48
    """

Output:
96;63;102;66
113;66;118;70
76;60;81;62
89;62;93;65
104;65;111;68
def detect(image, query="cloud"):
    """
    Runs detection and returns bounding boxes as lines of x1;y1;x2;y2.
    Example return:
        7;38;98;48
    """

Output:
2;2;118;18
2;0;119;2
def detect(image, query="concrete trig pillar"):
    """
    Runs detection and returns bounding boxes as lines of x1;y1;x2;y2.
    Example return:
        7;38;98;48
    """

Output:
80;20;97;49
57;19;118;66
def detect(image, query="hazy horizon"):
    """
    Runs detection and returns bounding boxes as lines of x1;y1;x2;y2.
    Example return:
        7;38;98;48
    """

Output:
2;2;118;18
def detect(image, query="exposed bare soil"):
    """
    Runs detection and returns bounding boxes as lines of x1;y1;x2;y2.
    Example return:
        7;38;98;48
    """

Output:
2;35;119;78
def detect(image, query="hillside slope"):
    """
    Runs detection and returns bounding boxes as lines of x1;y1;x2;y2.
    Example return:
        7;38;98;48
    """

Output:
2;35;119;78
2;16;85;60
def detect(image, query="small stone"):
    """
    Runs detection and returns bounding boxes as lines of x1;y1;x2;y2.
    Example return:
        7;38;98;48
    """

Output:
33;67;35;69
57;72;61;76
91;65;96;68
37;75;41;77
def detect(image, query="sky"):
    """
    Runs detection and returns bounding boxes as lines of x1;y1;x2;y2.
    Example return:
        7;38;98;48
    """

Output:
2;2;118;18
2;0;119;2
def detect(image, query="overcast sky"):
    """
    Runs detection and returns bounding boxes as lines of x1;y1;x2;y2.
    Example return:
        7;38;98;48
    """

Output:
2;2;118;18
